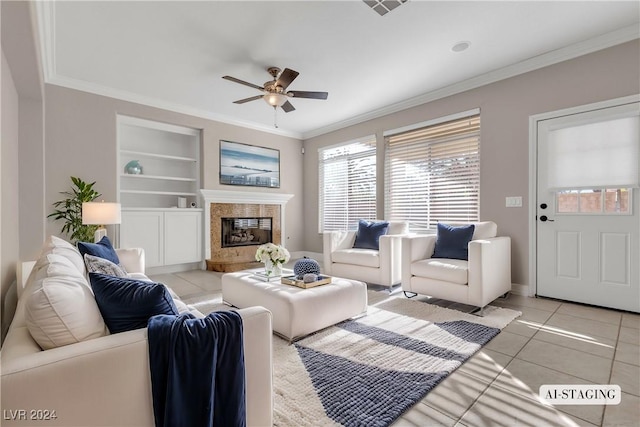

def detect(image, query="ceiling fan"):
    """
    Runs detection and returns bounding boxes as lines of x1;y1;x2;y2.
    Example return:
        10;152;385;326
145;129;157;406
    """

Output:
222;67;328;113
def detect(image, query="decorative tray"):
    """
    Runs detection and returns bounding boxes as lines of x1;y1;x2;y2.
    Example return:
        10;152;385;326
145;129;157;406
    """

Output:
281;275;332;289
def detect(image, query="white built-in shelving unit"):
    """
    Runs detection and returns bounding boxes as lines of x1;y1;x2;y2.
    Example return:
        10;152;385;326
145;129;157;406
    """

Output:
118;116;201;208
117;115;203;271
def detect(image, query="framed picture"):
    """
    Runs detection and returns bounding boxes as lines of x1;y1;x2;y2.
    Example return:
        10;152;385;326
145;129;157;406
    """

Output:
219;140;280;188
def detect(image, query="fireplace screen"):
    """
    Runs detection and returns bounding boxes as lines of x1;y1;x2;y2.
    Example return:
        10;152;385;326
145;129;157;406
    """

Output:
221;217;272;248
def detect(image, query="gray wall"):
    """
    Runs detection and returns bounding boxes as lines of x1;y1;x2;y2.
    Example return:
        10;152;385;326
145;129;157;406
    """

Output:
303;40;640;286
2;1;46;341
43;85;305;251
19;97;45;261
1;51;20;340
2;0;46;262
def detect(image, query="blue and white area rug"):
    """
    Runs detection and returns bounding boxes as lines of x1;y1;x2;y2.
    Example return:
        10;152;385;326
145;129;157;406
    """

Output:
273;292;521;427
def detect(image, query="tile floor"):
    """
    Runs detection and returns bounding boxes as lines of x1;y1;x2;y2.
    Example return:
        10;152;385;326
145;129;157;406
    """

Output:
150;268;640;427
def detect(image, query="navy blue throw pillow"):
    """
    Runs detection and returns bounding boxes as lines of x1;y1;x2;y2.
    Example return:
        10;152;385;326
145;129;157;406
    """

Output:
353;220;390;250
432;223;475;260
89;273;179;334
78;236;120;265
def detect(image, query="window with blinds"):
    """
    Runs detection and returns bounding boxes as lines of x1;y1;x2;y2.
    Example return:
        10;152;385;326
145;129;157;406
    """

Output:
319;137;377;232
384;114;480;232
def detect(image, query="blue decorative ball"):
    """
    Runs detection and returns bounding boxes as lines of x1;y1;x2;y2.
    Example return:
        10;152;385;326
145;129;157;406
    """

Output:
294;258;321;279
125;160;143;175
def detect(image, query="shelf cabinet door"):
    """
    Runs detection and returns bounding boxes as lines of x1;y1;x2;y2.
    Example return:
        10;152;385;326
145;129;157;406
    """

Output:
120;211;164;268
164;211;202;265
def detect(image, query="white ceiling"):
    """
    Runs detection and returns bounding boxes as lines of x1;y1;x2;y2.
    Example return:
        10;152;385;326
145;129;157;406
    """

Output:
38;1;639;139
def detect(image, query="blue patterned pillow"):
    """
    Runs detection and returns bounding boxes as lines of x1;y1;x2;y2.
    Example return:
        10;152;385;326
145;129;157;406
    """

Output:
353;220;389;250
432;223;475;260
89;273;178;334
78;236;120;265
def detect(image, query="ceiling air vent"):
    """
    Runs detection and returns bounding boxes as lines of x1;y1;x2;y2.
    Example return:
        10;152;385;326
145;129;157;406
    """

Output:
363;0;408;16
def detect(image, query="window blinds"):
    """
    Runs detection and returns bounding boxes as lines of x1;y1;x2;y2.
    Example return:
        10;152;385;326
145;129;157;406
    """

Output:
384;115;480;232
547;113;640;190
319;137;377;232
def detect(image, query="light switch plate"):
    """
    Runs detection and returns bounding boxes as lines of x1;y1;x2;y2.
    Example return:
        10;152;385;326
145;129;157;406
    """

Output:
506;196;523;207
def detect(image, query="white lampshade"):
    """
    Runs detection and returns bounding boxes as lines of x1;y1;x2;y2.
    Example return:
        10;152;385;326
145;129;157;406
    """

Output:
263;93;287;107
82;202;122;225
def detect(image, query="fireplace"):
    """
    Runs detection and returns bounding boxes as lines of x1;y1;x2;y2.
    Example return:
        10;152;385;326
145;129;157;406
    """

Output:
199;190;294;272
221;217;272;248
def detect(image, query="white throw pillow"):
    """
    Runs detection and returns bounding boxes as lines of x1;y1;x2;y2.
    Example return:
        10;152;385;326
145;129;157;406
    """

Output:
30;253;86;286
39;235;86;275
161;283;205;318
25;273;108;350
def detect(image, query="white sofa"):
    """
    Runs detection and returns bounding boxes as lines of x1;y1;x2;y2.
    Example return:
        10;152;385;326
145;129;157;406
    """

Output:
323;221;409;289
401;221;511;313
1;237;273;426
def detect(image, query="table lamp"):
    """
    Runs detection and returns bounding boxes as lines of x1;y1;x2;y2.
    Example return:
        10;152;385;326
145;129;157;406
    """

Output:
82;201;122;243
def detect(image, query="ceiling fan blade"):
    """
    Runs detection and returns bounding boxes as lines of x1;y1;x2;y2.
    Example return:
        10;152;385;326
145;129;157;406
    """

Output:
276;68;299;90
281;101;295;113
222;75;264;91
233;95;263;104
289;91;328;100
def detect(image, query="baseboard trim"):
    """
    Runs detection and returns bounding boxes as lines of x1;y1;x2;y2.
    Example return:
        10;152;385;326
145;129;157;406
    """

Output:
147;262;202;276
510;283;529;297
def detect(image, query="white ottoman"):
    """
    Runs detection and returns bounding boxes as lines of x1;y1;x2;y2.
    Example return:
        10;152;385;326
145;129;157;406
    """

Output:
222;270;368;341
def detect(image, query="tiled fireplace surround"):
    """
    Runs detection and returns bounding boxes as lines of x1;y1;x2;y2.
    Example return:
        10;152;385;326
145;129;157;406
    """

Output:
199;190;294;272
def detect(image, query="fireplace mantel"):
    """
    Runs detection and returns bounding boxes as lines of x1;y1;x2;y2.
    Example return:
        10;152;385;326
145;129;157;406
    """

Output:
200;190;294;206
199;190;294;261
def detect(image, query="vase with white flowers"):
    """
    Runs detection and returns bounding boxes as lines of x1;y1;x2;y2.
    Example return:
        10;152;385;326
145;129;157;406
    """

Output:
255;243;290;277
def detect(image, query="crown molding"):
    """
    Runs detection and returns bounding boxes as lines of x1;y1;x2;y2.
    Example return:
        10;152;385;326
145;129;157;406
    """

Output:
35;2;638;141
302;24;640;140
34;0;55;83
46;74;303;139
34;1;302;139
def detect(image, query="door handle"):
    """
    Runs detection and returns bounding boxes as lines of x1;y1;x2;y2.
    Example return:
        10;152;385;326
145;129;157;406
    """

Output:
539;215;554;222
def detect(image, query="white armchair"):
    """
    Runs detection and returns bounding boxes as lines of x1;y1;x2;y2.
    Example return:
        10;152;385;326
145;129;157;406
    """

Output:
401;221;511;313
323;221;409;290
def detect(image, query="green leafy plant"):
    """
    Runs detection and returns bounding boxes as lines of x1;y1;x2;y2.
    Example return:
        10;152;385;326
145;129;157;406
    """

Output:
48;176;102;244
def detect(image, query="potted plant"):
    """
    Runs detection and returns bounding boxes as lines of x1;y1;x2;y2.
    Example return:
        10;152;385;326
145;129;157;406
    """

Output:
48;176;102;244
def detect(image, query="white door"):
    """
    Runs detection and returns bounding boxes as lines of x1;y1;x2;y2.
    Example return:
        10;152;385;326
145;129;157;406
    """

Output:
536;101;640;313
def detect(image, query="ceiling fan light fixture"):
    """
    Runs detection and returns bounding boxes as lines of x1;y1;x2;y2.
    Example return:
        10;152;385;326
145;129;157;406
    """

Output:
264;92;287;107
224;67;326;114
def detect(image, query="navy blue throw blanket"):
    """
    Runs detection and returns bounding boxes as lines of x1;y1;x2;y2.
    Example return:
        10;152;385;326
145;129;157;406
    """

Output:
148;311;246;427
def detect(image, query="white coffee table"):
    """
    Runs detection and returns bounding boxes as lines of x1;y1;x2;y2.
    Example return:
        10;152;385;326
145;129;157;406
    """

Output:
222;269;368;342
